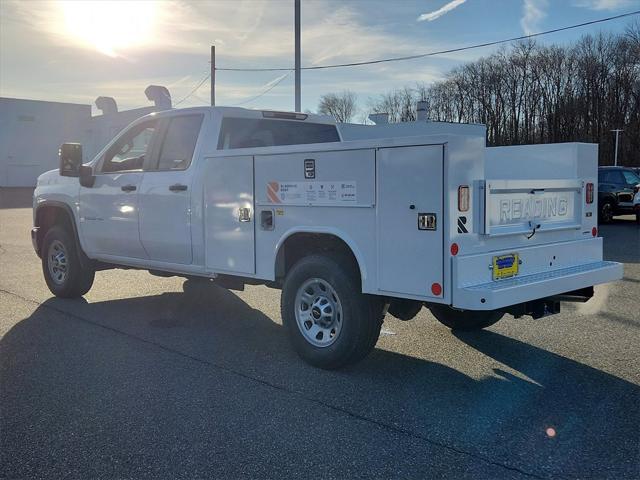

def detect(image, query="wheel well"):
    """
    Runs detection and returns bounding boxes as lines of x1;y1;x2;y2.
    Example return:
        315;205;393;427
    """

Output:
275;233;361;283
600;195;616;206
35;205;75;253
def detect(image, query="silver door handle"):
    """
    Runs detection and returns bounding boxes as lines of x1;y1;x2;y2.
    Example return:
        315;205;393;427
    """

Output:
238;207;251;222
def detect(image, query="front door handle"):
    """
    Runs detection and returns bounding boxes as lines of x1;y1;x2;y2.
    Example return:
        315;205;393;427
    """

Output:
121;184;137;192
169;184;188;192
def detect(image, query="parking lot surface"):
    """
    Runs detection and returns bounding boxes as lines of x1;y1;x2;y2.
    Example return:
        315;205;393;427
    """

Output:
1;188;639;479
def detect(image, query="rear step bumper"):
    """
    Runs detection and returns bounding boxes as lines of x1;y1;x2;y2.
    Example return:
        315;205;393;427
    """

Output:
453;260;623;311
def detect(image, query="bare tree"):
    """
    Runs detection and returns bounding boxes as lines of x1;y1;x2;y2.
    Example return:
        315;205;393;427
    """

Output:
366;25;639;166
317;90;358;123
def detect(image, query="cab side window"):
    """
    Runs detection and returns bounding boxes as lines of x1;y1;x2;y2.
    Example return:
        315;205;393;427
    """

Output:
155;115;203;171
102;120;156;173
622;170;640;186
611;171;625;184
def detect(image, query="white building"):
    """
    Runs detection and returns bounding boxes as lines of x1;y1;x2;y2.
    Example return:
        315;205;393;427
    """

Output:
0;86;171;187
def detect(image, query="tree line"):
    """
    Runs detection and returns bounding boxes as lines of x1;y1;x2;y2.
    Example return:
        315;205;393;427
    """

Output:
318;23;639;166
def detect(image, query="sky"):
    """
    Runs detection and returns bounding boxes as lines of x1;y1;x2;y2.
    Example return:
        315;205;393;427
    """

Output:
1;0;638;116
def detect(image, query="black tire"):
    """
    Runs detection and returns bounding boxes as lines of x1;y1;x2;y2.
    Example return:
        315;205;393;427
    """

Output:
599;201;614;224
281;254;384;369
429;304;503;331
41;226;94;298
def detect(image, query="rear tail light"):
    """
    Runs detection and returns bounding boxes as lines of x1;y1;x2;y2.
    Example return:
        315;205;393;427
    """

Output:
586;183;594;204
458;185;469;212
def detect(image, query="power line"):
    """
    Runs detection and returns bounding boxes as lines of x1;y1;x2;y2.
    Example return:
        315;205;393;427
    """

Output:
231;72;292;106
215;10;640;72
172;9;639;107
173;72;211;106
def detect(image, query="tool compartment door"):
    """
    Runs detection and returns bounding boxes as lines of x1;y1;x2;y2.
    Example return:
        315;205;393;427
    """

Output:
377;145;444;298
204;155;255;275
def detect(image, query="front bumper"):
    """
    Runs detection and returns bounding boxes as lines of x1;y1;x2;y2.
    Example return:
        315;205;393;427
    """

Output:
452;238;623;310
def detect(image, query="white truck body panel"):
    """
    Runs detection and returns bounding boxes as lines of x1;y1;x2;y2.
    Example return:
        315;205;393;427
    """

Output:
204;155;255;275
338;120;486;142
33;107;623;313
376;145;443;298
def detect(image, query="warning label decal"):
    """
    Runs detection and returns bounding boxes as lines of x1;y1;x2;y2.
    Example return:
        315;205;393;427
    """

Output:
266;181;357;205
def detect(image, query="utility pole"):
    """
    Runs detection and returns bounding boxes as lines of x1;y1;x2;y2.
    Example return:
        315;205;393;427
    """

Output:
294;0;301;112
611;129;623;166
210;45;216;106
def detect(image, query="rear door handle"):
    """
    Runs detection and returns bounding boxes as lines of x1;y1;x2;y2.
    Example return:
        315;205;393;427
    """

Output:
121;184;136;192
169;184;188;192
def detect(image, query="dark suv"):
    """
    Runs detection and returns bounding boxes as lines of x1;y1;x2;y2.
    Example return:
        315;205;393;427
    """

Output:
598;166;640;223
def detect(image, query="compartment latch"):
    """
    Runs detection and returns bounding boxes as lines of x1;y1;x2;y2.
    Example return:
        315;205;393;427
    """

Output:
418;213;437;230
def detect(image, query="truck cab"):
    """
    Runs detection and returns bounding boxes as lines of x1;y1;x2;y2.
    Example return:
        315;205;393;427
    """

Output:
32;107;623;369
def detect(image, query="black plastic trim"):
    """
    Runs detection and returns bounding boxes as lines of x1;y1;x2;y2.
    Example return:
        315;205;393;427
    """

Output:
34;201;91;269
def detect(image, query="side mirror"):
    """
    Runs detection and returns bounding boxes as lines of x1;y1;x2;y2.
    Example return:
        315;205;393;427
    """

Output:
59;143;83;177
79;165;95;188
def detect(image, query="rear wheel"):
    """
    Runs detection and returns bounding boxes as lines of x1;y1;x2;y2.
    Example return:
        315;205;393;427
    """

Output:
42;226;94;298
281;254;384;369
429;304;503;331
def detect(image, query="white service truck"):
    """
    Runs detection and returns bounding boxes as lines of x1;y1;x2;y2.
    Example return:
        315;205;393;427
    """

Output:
32;107;623;369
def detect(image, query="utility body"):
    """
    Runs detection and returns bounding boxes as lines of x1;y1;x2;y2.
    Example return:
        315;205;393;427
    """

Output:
32;107;623;368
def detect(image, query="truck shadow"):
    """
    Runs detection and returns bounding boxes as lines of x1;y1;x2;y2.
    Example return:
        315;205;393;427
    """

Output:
1;284;638;478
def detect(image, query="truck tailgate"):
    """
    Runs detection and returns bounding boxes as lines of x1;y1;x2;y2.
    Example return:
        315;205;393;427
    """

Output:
481;179;583;236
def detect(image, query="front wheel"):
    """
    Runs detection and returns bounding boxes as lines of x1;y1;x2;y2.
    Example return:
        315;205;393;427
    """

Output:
429;304;503;331
600;201;614;224
281;254;384;369
42;226;95;298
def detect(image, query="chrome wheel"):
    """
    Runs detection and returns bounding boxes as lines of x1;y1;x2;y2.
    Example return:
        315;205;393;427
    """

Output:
295;278;343;347
47;240;68;285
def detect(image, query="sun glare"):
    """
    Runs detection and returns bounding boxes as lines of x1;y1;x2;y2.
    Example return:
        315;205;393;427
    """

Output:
59;0;157;57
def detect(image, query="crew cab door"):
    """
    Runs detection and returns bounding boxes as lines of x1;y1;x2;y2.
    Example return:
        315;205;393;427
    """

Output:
204;155;255;275
79;119;158;259
138;114;204;264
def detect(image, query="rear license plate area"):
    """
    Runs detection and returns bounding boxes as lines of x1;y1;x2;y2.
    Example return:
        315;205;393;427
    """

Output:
493;253;519;280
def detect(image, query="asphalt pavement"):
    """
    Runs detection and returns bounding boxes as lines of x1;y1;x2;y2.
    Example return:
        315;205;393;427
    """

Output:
1;188;638;479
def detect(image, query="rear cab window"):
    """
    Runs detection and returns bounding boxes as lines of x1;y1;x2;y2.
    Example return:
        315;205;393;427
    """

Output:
217;117;340;149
